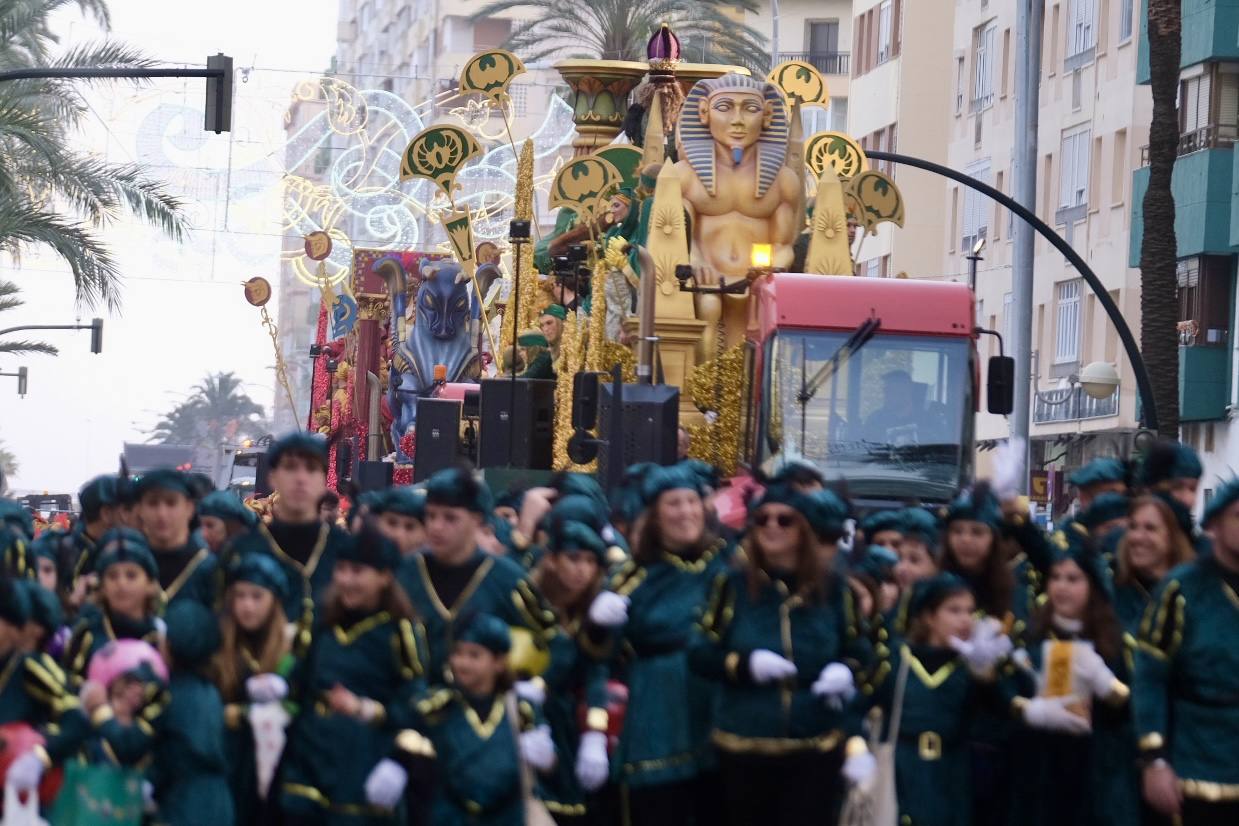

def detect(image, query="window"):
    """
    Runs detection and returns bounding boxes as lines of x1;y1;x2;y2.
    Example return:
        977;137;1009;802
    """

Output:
1055;280;1082;364
1069;0;1096;58
955;56;966;113
994;170;1005;240
1001;28;1011;97
1177;64;1239;152
961;160;992;251
1111;128;1127;203
1177;256;1232;346
1003;292;1015;350
972;22;997;110
1119;0;1134;41
1059;128;1091;209
1180;72;1212;135
830;97;849;131
877;0;893;64
809;20;840;57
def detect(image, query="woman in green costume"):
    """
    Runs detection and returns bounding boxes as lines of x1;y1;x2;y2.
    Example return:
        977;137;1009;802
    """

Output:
62;528;163;687
277;523;428;826
211;552;299;826
690;483;873;826
1112;495;1195;638
859;574;1018;826
1008;525;1139;826
586;463;733;826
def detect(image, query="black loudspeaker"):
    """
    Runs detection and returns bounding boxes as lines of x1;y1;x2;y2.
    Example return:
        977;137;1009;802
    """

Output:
478;379;555;469
598;383;679;480
572;371;600;429
253;451;272;497
413;398;463;482
357;460;393;492
334;439;353;484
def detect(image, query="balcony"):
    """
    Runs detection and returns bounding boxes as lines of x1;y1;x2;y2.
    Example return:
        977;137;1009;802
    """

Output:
776;52;850;76
1129;135;1235;264
1179;345;1229;422
1033;386;1119;424
1139;124;1237;165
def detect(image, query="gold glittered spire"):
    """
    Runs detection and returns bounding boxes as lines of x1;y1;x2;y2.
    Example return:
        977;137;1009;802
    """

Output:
501;138;538;368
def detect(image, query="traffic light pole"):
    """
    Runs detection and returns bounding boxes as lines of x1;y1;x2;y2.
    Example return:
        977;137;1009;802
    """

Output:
0;319;104;353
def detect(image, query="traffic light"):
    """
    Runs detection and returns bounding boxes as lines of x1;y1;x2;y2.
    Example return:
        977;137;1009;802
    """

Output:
90;318;103;354
16;367;26;396
204;53;233;134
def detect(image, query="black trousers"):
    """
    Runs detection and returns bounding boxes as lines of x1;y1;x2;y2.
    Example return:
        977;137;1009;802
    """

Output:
624;779;697;826
1183;798;1239;826
717;748;845;826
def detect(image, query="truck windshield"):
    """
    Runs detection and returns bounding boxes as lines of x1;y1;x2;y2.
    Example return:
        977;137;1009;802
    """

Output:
763;330;971;501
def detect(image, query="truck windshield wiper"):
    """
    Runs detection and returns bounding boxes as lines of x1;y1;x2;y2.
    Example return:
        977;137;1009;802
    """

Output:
795;317;882;457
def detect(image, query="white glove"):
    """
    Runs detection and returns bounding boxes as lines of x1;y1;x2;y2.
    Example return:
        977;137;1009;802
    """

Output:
6;751;45;791
588;592;629;628
520;725;556;772
1022;696;1092;735
842;750;877;787
811;662;856;710
363;758;408;809
142;780;156;814
1072;646;1118;699
575;730;610;792
246;674;289;704
748;649;798;685
515;679;546;706
950;617;1012;674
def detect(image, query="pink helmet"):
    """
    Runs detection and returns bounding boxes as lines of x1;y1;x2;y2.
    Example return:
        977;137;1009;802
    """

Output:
86;638;168;687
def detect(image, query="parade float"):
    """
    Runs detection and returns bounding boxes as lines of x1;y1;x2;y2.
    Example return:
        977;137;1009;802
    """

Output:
246;25;1014;514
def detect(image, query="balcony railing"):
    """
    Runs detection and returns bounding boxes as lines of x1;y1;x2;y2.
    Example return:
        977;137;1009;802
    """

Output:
776;52;850;76
1139;123;1238;165
1033;385;1119;424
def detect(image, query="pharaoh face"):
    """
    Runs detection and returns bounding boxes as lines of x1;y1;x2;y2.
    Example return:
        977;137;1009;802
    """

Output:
700;90;769;152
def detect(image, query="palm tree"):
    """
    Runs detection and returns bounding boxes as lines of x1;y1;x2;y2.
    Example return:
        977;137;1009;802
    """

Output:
471;0;770;73
0;0;189;311
1139;1;1181;438
149;372;269;479
0;278;57;356
0;439;16;479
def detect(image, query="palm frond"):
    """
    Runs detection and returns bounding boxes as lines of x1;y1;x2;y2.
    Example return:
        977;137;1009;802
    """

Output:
0;339;59;356
0;201;122;310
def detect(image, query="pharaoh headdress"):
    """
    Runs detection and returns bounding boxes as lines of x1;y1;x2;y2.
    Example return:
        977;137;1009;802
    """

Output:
677;73;790;199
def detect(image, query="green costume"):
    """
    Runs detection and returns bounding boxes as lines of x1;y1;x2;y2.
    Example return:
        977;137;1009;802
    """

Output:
153;537;219;611
1133;554;1239;804
241;520;350;622
518;350;555;380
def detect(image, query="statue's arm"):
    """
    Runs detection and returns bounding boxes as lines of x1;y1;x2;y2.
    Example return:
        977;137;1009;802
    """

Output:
772;170;800;269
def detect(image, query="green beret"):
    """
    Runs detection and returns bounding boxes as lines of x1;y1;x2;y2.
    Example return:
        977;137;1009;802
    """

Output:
1067;458;1127;489
95;527;158;580
540;304;567;321
1049;523;1113;602
267;431;329;471
898;508;940;546
546;519;608;561
0;498;34;540
79;475;121;519
133;468;194;501
518;331;549;348
489;515;516;554
802;489;849;541
456;612;511;654
425;468;493;515
184;473;217;500
640;463;706;506
1203;477;1239;527
1138;440;1203;487
226;552;291;604
1077;492;1130;533
860;509;903;539
544;495;629;560
751;482;814;517
854;545;899;583
384;486;427;520
495;489;525;513
0;577;31;626
357;490;389;514
553;473;608;508
908;572;970;618
164;600;221;666
29;531;61;564
682;460;721;493
338;522;401;571
611;462;659;523
767;458;826;489
16;580;62;634
198;490;258;528
1152;491;1194;537
943;485;1002;531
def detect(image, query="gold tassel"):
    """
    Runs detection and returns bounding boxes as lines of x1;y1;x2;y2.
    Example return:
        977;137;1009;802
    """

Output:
585;254;607;372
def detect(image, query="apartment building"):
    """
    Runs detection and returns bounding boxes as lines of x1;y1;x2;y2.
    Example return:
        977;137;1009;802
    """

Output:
1129;0;1239;506
953;0;1149;509
848;0;953;280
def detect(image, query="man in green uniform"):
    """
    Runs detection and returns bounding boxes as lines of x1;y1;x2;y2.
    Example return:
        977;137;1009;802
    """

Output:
538;304;566;361
516;330;555;381
1134;476;1239;825
1067;457;1128;510
133;469;219;610
396;467;565;685
243;432;350;622
58;474;123;609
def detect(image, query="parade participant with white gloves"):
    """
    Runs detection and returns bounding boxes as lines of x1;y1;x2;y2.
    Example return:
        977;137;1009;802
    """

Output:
690;483;871;826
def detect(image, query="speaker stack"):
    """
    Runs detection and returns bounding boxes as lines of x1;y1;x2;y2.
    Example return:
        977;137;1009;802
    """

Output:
413;397;463;482
597;383;680;481
477;378;555;469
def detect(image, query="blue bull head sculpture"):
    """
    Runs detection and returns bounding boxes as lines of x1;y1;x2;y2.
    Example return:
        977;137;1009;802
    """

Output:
379;257;479;463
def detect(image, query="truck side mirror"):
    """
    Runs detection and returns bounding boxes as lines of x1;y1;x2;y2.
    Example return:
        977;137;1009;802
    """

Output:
987;356;1015;415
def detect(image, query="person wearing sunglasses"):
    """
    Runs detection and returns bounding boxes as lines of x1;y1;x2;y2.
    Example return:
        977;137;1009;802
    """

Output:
689;483;874;826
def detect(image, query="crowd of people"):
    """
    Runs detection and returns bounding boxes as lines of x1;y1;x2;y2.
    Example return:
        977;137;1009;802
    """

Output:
0;433;1237;826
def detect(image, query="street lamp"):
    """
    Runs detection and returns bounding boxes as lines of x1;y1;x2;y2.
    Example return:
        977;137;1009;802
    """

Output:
1032;350;1120;407
967;236;986;291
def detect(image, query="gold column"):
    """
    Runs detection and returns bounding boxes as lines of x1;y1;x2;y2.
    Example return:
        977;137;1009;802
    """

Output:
554;60;649;157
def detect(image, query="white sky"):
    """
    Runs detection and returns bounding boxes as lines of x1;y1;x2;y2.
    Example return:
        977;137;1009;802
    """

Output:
0;0;338;493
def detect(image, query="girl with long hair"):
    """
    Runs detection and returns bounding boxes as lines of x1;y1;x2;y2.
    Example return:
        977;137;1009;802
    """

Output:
211;553;297;826
690;484;872;826
1113;495;1195;634
276;523;429;826
1010;526;1139;826
586;463;732;826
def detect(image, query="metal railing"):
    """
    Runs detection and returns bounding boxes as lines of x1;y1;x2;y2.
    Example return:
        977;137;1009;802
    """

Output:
1139;123;1238;165
776;52;850;76
1033;385;1119;423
